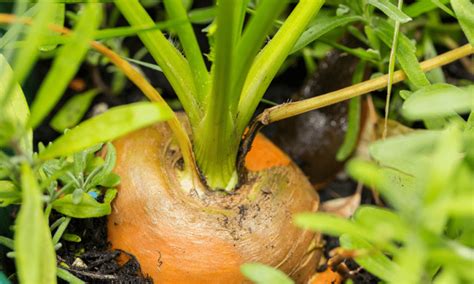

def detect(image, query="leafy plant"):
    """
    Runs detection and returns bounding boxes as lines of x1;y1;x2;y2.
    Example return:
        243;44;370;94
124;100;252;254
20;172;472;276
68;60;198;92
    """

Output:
0;0;472;283
295;88;474;282
0;2;172;282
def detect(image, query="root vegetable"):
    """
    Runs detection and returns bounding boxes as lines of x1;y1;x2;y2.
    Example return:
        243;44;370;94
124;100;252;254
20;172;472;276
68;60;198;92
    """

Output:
108;118;321;283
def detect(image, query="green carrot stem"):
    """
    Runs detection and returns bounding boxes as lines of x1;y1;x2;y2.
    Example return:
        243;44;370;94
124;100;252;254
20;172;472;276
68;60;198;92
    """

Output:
236;0;325;135
163;0;210;102
193;0;242;190
115;0;202;125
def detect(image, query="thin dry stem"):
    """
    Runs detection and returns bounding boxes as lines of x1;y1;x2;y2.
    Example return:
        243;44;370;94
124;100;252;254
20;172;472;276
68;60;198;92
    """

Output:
383;0;404;140
258;44;474;125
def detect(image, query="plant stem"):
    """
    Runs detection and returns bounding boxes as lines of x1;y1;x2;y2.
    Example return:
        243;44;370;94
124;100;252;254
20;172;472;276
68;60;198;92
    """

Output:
383;0;403;140
258;44;474;125
237;0;325;135
115;0;202;125
232;0;288;113
163;0;210;102
194;0;243;190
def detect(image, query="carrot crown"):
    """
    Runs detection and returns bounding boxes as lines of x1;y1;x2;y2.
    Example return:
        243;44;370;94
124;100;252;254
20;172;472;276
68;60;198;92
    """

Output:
115;0;325;190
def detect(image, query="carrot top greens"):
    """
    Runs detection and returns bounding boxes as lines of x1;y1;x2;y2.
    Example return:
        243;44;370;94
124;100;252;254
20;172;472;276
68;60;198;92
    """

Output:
115;0;324;190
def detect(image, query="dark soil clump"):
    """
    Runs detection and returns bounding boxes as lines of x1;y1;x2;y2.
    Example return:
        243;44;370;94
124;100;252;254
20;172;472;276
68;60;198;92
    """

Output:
57;216;152;284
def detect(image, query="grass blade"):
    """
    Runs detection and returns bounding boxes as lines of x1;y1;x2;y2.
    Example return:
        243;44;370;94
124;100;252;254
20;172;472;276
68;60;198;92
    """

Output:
29;3;102;129
382;0;404;139
403;0;450;17
336;61;365;161
0;54;32;154
15;164;57;284
368;0;412;23
49;89;99;132
290;15;363;54
57;268;85;284
39;102;172;160
94;8;216;40
10;1;57;86
40;3;64;51
429;0;455;17
188;6;216;24
451;0;474;45
372;17;430;89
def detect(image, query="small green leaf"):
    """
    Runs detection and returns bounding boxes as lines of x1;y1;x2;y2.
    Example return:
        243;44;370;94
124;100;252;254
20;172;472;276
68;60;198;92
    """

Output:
62;233;81;243
50;89;99;132
372;17;430;89
0;54;32;154
294;212;369;239
346;159;417;212
15;164;57;284
340;234;400;282
57;268;85;284
240;263;294;284
39;102;172;160
86;143;117;189
52;189;117;218
369;130;440;175
124;57;163;72
72;188;83;205
0;180;21;207
29;3;102;129
0;236;14;250
291;15;362;54
188;6;216;24
429;0;455;17
354;206;409;241
368;0;412;23
402;84;473;120
451;0;474;46
404;0;450;17
52;217;71;244
99;173;121;188
423;35;446;84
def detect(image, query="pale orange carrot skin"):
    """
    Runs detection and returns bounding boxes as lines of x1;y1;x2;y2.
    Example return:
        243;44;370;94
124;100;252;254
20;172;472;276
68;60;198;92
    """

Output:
108;120;321;283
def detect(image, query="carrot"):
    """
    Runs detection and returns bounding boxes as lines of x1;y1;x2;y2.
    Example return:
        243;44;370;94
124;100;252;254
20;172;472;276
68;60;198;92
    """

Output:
108;119;321;283
245;134;291;172
308;269;343;284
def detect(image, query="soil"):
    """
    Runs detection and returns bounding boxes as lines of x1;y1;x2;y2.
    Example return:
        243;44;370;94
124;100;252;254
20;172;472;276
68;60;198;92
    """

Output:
56;217;152;283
